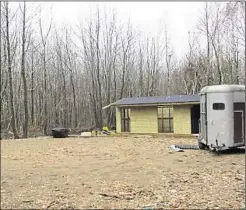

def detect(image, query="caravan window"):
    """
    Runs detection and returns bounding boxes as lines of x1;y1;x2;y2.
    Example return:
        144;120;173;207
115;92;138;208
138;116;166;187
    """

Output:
213;103;225;110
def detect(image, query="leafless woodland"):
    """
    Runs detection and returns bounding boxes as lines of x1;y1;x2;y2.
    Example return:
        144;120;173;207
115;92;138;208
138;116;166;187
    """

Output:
0;2;245;139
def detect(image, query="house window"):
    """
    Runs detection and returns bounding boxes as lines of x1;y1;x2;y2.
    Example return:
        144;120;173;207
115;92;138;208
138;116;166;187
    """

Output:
213;103;225;110
158;106;173;133
121;108;130;132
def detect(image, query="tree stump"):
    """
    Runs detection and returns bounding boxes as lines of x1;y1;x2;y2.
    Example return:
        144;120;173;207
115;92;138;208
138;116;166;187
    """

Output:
51;127;69;138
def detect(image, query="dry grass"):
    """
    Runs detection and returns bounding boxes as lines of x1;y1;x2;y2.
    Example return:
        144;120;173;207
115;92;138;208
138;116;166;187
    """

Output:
1;135;245;209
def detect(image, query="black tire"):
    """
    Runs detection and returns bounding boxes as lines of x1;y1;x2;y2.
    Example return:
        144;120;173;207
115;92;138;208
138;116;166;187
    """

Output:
198;142;206;150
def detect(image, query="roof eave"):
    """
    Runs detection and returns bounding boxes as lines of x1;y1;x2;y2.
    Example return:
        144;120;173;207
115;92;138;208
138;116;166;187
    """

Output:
102;102;116;109
116;101;200;107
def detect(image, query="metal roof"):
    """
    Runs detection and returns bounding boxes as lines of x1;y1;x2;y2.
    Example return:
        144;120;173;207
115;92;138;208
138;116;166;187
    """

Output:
200;85;245;94
113;94;200;106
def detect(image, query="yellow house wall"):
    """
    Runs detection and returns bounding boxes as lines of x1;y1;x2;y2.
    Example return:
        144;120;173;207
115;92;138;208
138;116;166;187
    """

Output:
130;107;158;133
173;105;192;134
116;104;193;135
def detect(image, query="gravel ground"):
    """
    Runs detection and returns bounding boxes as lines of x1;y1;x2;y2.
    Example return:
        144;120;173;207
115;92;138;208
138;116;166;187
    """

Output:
1;135;245;209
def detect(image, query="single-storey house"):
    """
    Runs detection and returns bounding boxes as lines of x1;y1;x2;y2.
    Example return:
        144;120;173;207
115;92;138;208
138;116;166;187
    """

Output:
103;94;201;135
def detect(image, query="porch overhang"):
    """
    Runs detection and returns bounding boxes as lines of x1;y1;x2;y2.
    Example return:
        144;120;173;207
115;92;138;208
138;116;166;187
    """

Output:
102;101;200;109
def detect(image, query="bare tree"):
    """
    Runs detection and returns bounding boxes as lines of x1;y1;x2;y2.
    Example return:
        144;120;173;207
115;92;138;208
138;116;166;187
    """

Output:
0;0;2;140
39;15;52;135
182;31;199;94
20;1;29;138
30;41;36;126
138;44;144;96
95;8;103;128
101;10;119;126
64;27;78;128
119;20;135;99
4;2;19;139
197;2;213;85
164;25;172;96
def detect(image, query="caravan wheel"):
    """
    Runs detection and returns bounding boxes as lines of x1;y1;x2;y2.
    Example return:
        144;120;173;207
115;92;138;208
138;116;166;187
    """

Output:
198;142;206;150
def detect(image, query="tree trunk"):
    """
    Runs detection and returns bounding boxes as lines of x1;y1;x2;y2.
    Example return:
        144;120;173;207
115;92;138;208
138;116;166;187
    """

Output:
20;1;29;138
31;48;34;125
139;47;144;96
211;39;223;84
5;2;19;139
0;1;2;140
96;9;103;128
43;49;48;135
39;19;51;135
205;3;212;85
165;27;171;96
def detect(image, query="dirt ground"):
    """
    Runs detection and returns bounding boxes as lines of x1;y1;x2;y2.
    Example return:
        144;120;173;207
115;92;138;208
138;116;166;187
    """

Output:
1;135;245;209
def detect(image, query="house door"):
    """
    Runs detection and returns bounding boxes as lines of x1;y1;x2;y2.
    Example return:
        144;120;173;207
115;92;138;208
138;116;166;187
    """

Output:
191;104;200;134
121;108;130;132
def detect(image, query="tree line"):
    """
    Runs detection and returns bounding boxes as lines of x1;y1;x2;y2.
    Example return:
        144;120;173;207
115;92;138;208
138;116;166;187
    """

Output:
0;2;245;139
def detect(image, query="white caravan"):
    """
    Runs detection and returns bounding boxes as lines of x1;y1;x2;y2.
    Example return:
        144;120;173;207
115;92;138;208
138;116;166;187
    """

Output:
198;85;245;151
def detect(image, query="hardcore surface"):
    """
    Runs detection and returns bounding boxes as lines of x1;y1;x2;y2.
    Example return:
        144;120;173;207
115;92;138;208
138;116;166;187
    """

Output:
1;136;245;209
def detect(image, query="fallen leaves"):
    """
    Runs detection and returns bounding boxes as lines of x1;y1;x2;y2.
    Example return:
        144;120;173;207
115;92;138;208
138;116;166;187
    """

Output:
1;136;244;209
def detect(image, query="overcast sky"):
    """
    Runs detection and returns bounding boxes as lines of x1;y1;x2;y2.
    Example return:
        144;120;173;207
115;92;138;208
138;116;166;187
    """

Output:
11;2;205;58
49;2;205;58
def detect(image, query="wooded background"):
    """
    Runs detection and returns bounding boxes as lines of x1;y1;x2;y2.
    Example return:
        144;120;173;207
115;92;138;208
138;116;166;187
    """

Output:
0;2;245;139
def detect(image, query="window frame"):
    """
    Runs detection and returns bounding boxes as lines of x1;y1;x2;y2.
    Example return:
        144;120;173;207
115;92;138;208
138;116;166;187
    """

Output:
212;103;225;110
158;106;174;133
121;108;130;132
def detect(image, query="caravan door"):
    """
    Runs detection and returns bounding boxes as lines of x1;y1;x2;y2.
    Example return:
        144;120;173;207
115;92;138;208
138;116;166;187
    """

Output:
234;103;245;145
200;94;207;144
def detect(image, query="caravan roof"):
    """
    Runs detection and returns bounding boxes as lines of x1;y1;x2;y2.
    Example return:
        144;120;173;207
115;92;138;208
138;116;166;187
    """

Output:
200;85;245;94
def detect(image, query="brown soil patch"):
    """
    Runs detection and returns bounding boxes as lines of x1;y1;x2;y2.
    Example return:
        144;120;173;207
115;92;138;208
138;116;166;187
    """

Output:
1;136;244;209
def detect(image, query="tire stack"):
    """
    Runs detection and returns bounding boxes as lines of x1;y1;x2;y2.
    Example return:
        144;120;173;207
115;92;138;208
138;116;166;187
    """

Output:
51;127;69;138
